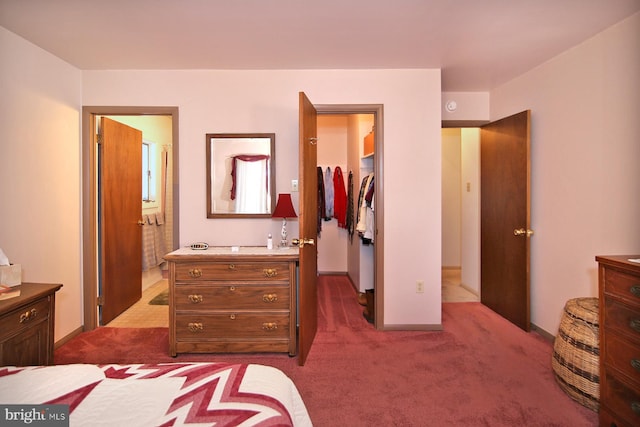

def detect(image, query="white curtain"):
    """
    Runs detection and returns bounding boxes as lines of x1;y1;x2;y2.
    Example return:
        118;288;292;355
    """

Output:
234;158;269;213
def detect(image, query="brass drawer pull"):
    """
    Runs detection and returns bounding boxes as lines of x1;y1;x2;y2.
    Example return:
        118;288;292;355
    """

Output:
630;285;640;297
631;359;640;372
630;319;640;333
229;286;236;292
263;268;277;278
228;264;236;270
263;293;278;303
19;309;37;323
188;268;202;278
188;294;203;304
229;314;236;320
262;322;278;331
187;322;203;332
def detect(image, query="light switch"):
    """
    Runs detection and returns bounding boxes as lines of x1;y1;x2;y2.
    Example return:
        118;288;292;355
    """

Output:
466;182;471;192
292;179;299;192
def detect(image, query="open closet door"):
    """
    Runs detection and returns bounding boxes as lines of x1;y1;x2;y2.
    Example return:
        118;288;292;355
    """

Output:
297;92;319;366
480;110;532;331
99;117;143;324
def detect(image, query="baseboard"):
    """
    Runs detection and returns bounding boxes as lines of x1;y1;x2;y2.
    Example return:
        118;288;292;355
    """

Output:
54;325;84;349
531;323;555;343
382;324;443;331
460;283;479;296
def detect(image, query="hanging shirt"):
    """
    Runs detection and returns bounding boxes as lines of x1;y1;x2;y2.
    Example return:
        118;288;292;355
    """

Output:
324;167;334;220
356;173;375;245
333;166;348;228
317;167;325;235
347;171;355;240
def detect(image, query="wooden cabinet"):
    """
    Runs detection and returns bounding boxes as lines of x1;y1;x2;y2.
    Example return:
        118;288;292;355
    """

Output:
0;282;62;366
597;255;640;427
165;247;298;357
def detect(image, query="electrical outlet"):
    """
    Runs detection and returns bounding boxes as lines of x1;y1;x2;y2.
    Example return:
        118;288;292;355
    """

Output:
416;280;425;293
291;179;299;192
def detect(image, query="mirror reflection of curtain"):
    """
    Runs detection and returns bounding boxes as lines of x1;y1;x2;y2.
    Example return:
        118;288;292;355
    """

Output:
231;155;270;213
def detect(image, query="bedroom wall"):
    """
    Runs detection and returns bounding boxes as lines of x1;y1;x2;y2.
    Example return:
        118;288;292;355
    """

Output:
0;27;83;340
490;12;640;335
82;68;444;328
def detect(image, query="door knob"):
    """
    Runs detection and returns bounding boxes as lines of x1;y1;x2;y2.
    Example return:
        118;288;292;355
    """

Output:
514;228;534;237
137;219;145;226
291;238;315;248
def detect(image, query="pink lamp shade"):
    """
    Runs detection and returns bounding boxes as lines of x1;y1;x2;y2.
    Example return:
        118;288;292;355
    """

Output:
272;193;297;218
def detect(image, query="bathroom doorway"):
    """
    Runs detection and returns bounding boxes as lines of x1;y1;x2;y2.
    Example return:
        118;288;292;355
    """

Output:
82;106;179;331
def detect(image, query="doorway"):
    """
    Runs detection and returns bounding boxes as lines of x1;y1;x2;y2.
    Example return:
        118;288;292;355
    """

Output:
441;111;532;330
441;127;481;302
315;104;384;329
316;114;376;305
82;106;179;331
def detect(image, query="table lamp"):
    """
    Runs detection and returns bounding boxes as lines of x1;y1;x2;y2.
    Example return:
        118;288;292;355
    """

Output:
272;193;297;248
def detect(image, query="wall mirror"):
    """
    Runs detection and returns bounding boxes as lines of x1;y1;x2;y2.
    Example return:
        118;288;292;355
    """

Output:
206;133;275;218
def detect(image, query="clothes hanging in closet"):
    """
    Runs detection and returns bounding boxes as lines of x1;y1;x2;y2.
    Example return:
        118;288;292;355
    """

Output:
324;166;334;220
356;172;375;244
333;166;348;228
347;171;355;241
317;166;325;235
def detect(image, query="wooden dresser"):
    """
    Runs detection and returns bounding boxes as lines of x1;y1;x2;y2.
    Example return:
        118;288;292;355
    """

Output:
597;255;640;427
0;282;62;366
165;247;298;357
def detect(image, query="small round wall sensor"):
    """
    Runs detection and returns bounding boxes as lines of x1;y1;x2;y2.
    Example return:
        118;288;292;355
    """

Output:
445;100;457;112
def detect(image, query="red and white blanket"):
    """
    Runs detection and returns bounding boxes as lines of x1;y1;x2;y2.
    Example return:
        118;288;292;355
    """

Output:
0;362;312;426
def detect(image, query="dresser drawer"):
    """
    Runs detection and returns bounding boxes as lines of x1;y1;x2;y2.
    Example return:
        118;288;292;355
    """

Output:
175;312;290;340
174;262;290;282
174;284;289;310
604;333;640;384
604;267;640;307
604;298;640;341
0;297;50;341
601;372;640;427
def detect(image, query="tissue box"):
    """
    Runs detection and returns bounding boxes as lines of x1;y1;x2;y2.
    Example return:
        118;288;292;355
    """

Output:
0;264;22;286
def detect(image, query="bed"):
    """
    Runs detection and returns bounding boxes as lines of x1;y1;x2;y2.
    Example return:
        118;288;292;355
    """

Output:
0;362;312;426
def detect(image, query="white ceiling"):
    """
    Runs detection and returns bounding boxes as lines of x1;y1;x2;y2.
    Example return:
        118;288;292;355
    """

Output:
1;0;638;91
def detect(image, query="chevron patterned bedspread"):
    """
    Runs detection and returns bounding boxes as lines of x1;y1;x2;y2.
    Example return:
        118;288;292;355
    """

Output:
0;362;312;426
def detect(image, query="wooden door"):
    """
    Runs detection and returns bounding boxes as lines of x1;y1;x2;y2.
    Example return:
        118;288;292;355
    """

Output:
480;111;532;331
99;117;143;324
298;92;319;365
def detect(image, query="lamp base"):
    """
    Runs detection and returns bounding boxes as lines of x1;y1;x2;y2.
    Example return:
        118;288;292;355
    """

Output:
279;219;288;248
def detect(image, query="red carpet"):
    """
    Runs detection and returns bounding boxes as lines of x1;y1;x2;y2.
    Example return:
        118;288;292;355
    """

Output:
55;276;597;426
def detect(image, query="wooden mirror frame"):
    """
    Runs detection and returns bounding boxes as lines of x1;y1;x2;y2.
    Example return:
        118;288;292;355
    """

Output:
206;133;276;218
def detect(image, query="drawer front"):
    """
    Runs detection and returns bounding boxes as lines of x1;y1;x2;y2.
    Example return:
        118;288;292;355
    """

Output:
174;262;290;282
601;372;640;426
604;298;640;341
0;298;50;341
174;285;289;310
175;312;290;340
604;333;640;384
604;268;640;307
600;406;634;427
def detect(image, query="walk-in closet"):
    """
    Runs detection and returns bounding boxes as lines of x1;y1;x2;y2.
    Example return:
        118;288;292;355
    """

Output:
317;114;376;320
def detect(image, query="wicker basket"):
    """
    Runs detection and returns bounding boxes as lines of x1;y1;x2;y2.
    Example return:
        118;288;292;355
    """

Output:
552;297;600;411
